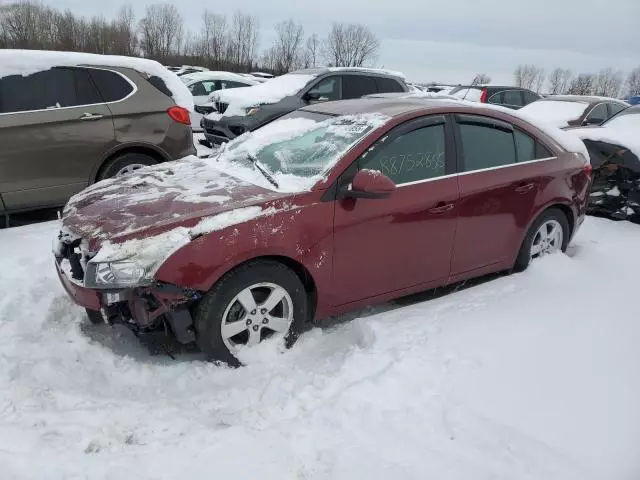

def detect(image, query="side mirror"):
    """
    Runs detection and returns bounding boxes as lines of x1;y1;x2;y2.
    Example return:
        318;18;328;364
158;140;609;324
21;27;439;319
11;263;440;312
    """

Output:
304;91;324;102
339;169;396;199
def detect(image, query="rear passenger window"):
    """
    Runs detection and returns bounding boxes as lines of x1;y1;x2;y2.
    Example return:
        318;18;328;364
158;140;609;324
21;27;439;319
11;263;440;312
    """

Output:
359;123;446;184
0;68;83;113
342;75;378;99
375;77;405;93
515;130;535;162
89;69;134;102
458;120;516;171
74;68;103;105
535;142;553;158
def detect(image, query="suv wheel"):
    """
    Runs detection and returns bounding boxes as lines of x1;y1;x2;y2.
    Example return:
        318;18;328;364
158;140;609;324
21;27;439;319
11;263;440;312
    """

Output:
97;152;157;181
195;260;309;366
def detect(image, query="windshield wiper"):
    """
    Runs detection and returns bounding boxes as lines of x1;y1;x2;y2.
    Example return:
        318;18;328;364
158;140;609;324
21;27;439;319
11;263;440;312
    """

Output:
247;153;279;189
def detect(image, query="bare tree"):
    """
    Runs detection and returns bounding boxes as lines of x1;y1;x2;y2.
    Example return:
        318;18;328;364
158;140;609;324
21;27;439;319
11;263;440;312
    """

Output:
323;22;379;67
594;68;623;98
626;67;640;97
567;74;596;95
471;73;491;85
139;4;183;62
548;68;573;94
113;4;137;56
303;33;319;68
201;11;227;67
271;19;304;73
514;64;545;90
227;11;259;71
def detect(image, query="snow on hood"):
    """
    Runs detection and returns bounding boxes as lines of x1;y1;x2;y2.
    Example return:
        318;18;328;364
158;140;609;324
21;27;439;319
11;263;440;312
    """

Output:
62;155;284;241
569;115;640;159
0;49;194;112
209;73;316;116
89;205;281;276
518;100;589;128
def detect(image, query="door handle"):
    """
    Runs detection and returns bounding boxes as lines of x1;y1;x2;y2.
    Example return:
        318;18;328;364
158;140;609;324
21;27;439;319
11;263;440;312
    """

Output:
79;112;104;121
514;183;535;193
429;202;455;214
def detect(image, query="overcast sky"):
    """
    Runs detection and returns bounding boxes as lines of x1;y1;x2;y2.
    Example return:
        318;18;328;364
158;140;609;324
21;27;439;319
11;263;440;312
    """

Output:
36;0;639;85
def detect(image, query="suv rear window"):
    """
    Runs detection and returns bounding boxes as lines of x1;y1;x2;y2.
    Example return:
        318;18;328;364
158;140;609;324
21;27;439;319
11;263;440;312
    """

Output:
89;68;134;102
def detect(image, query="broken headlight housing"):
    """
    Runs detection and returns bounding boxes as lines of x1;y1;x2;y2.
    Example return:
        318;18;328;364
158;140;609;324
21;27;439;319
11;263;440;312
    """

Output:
84;261;152;289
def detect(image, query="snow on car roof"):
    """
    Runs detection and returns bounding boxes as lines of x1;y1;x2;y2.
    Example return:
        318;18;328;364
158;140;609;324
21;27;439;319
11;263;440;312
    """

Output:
326;66;406;79
0;49;194;112
518;99;590;128
180;71;259;85
210;73;316;117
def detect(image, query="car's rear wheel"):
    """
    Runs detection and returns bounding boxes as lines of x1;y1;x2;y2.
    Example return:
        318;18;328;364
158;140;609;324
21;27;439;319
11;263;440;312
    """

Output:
97;152;157;181
514;208;570;272
195;260;309;366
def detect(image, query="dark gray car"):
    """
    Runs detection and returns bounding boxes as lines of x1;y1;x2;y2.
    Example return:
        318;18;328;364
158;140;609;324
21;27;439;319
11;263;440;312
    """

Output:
201;68;408;146
0;63;195;215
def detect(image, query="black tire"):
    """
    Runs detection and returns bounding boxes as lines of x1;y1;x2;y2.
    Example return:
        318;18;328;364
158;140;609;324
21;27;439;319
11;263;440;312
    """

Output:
513;208;570;272
195;260;309;366
85;308;104;325
97;152;157;181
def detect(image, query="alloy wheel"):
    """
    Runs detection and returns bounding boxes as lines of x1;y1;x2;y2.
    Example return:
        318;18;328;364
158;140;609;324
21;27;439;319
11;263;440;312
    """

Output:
220;282;293;352
115;163;147;176
530;219;563;259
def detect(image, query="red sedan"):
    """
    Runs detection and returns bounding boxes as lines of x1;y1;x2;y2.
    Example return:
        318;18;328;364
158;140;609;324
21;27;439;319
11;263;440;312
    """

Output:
54;98;592;365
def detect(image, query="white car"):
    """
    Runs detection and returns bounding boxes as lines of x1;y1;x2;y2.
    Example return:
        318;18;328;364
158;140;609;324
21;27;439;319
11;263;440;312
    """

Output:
180;72;259;130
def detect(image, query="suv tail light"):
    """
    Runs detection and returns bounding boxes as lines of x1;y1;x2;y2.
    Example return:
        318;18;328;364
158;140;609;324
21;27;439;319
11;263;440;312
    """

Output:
167;106;191;125
479;88;488;103
583;163;593;178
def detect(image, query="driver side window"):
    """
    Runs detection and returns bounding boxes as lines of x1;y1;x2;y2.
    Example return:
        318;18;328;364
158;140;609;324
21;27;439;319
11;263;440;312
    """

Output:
306;76;341;101
359;123;446;185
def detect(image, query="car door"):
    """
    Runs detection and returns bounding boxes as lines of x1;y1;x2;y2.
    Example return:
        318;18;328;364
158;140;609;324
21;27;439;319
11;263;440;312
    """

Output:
331;115;459;304
0;67;114;211
189;80;219;105
450;114;543;275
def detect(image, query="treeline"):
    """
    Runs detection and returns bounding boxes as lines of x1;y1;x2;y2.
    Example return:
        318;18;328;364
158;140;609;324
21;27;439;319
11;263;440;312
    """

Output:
514;64;640;98
0;1;380;74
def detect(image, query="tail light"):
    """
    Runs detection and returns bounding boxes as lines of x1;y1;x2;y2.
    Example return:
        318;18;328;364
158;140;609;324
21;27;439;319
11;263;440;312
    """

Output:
583;163;593;178
167;106;191;125
479;88;488;103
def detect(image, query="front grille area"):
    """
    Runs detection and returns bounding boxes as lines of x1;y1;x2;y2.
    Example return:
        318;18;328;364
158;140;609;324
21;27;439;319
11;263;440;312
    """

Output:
215;102;228;114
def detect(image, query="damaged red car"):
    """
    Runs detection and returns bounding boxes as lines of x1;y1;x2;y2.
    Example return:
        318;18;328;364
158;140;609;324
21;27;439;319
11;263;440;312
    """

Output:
54;98;592;365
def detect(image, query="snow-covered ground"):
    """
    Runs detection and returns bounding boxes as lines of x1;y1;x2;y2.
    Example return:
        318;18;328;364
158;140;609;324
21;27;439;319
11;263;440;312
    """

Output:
0;217;639;479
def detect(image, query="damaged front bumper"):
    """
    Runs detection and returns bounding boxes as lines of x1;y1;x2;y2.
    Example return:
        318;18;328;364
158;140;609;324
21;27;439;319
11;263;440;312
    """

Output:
54;232;202;345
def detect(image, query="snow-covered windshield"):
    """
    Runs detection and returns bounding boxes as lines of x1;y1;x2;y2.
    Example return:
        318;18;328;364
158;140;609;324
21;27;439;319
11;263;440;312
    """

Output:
519;100;589;128
217;111;389;190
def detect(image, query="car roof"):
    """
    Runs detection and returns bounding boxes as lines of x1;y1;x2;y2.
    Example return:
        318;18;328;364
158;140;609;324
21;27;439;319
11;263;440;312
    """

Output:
289;67;406;80
452;85;529;91
300;97;463;117
542;94;628;105
180;71;257;84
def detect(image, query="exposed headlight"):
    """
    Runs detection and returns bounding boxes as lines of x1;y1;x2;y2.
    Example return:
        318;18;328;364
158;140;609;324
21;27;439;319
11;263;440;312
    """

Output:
245;105;261;116
84;261;152;289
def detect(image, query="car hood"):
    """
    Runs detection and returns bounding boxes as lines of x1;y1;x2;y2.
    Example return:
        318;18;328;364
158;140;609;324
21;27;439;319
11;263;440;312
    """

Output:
63;156;282;243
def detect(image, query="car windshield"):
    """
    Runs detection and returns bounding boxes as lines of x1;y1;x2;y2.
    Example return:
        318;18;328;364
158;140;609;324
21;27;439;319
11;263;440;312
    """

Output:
217;110;389;190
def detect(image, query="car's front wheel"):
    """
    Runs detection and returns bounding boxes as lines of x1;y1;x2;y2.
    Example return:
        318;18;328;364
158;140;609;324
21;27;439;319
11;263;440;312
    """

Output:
195;260;309;366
